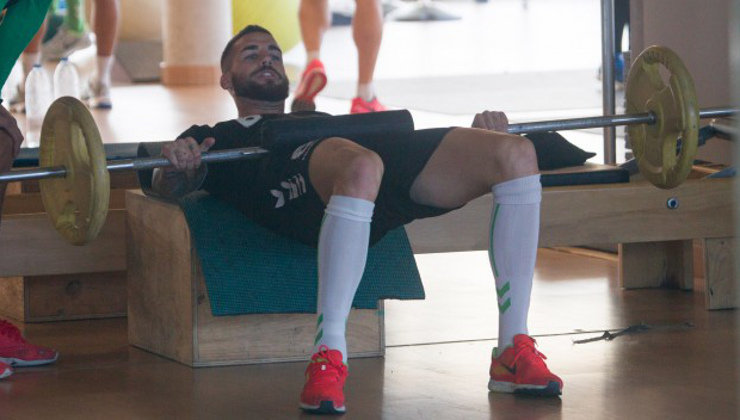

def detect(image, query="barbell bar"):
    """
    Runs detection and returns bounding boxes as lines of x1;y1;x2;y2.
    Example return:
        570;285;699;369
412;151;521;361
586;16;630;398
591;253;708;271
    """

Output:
1;106;735;184
0;45;736;246
508;106;735;135
0;147;269;183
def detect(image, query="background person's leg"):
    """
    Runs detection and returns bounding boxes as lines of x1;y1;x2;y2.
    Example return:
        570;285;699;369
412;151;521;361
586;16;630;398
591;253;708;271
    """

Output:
299;0;331;62
350;0;385;113
88;0;119;109
42;0;93;60
292;0;330;112
8;20;45;111
65;0;88;35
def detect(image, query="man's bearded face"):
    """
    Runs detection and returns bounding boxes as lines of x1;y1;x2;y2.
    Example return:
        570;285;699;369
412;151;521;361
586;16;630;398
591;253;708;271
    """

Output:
231;64;289;101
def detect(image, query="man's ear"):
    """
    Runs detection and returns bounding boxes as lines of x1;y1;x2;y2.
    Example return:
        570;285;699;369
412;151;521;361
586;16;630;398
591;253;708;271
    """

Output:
220;73;232;91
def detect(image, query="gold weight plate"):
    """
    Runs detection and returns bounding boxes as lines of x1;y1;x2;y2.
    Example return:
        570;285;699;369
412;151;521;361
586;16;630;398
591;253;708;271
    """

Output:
625;45;699;189
39;97;110;245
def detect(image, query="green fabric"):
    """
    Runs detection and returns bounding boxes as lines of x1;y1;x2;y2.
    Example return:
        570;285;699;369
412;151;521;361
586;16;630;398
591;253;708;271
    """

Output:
178;191;426;316
64;0;86;34
0;0;52;92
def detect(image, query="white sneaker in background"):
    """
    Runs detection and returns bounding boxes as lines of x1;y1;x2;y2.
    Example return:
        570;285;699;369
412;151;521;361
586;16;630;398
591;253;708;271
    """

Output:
83;78;112;109
7;83;25;114
42;27;94;60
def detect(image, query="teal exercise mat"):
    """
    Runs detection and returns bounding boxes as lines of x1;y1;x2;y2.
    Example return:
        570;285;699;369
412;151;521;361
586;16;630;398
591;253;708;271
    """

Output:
177;191;425;316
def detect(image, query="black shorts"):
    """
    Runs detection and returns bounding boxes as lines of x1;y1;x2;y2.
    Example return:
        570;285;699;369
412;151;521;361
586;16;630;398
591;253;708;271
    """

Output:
246;127;456;247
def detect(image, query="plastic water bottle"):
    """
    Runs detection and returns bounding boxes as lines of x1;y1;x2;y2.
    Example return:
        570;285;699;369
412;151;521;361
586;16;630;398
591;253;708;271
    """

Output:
53;57;81;99
24;64;53;148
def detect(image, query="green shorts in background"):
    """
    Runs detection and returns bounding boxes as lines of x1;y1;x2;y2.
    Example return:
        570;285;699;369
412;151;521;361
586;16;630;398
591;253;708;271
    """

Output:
0;0;52;92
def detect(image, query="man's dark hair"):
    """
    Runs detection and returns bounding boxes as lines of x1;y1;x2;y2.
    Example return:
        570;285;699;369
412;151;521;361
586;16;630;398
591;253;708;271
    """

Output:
220;25;273;72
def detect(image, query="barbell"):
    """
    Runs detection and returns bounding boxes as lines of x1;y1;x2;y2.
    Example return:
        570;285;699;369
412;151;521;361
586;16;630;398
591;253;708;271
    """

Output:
0;45;736;246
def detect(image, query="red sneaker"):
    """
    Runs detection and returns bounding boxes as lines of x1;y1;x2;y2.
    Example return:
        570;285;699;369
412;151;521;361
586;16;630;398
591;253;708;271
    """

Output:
291;59;327;112
299;345;348;414
350;96;387;114
489;334;563;396
0;361;12;379
0;320;59;367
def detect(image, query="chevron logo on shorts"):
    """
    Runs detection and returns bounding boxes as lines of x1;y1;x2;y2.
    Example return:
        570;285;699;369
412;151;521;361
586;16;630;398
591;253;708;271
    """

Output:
270;174;307;208
291;141;317;161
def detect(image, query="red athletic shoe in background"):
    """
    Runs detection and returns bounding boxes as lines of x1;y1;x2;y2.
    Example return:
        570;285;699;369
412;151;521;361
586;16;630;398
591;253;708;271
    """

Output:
0;320;59;367
291;59;327;112
0;361;12;379
350;96;387;114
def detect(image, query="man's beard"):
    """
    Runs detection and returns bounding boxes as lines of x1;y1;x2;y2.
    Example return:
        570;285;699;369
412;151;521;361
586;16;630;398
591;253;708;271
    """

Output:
232;70;289;101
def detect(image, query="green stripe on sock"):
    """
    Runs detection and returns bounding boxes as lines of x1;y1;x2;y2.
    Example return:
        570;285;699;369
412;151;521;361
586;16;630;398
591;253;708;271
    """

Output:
314;313;324;345
496;282;510;299
488;204;501;277
498;298;511;313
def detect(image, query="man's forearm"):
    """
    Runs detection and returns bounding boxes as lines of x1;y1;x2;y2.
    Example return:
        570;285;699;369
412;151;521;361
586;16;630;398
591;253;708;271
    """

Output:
151;166;207;199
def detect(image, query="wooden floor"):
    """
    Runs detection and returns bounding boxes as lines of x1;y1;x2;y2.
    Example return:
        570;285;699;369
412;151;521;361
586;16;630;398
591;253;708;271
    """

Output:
0;249;736;419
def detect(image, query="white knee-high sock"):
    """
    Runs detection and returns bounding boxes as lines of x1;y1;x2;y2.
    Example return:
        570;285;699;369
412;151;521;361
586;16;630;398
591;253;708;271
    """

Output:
489;174;541;350
314;195;375;363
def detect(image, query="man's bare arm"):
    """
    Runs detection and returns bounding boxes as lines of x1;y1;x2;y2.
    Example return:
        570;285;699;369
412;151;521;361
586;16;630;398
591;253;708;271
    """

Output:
151;136;215;199
151;166;207;199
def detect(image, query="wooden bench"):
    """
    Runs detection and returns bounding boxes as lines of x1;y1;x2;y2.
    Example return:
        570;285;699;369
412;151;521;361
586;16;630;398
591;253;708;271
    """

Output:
0;172;136;321
125;190;384;367
407;177;736;310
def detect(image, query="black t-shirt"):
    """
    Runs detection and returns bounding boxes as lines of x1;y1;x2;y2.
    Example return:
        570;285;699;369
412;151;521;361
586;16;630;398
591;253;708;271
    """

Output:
175;111;328;217
178;118;261;202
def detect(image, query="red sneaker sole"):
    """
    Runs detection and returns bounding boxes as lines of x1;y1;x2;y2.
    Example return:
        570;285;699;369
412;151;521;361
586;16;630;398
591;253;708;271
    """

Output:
0;353;59;367
300;400;346;414
294;69;327;102
488;379;562;396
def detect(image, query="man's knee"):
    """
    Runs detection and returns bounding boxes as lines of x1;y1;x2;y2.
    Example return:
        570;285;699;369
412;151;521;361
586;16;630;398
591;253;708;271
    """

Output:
492;135;538;180
310;138;384;202
337;146;384;195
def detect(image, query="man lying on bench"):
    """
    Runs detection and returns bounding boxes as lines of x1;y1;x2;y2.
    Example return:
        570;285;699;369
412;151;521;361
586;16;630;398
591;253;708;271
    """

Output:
151;24;563;414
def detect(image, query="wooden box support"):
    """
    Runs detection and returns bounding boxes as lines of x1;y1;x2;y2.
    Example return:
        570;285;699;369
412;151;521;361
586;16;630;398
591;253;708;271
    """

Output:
406;178;736;310
126;190;384;367
0;272;127;322
619;241;694;290
703;237;737;310
0;173;134;322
